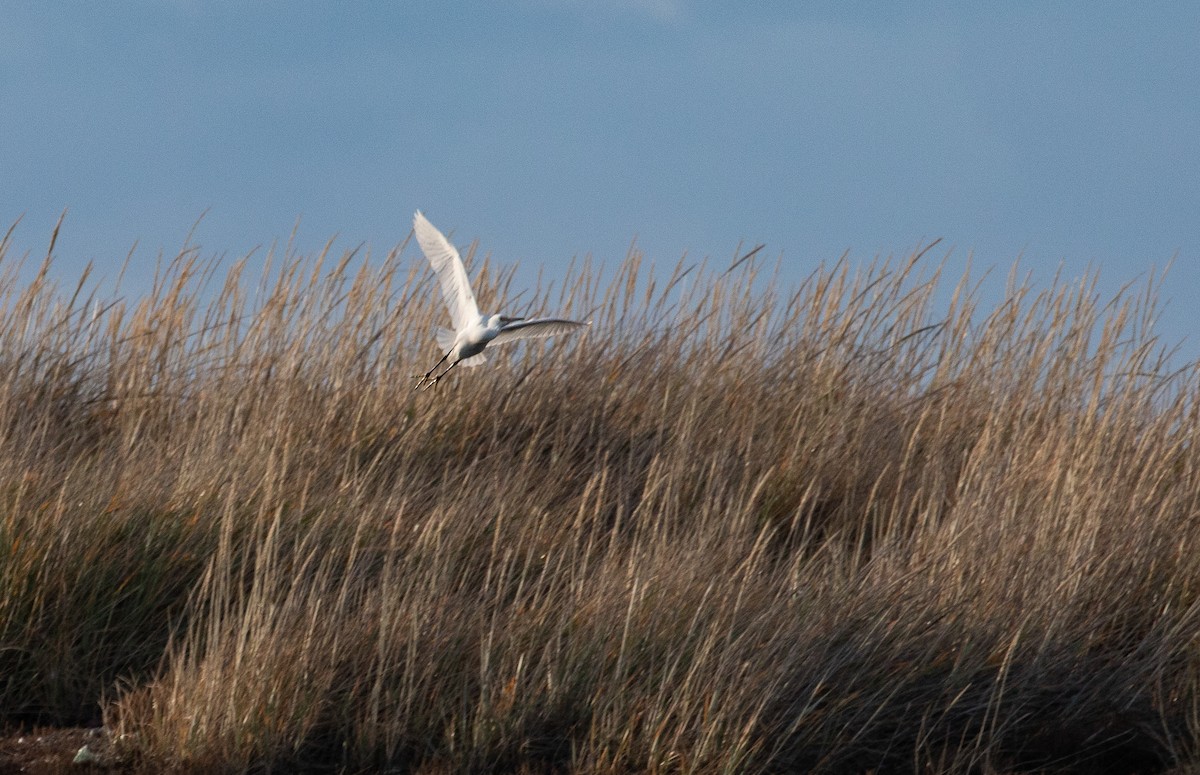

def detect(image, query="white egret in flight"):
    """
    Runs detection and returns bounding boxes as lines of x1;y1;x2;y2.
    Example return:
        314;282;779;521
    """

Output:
412;211;589;389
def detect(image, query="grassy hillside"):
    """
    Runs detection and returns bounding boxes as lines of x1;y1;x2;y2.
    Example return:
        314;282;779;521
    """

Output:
0;224;1198;773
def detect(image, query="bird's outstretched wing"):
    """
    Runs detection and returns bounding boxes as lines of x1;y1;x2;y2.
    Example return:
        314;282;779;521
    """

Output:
491;318;590;346
413;211;480;332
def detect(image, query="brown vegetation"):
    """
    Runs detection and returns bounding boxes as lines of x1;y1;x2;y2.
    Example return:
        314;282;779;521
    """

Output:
0;221;1197;773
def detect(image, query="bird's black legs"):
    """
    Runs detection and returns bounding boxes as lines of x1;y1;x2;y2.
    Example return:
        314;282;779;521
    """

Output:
433;359;461;385
415;351;459;389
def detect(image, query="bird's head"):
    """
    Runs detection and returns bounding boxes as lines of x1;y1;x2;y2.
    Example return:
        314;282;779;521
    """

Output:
497;315;524;328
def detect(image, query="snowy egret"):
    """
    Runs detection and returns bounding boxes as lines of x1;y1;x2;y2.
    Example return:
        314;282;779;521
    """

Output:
412;211;589;389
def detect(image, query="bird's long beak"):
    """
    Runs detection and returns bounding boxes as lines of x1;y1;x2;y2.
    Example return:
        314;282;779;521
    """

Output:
499;316;524;326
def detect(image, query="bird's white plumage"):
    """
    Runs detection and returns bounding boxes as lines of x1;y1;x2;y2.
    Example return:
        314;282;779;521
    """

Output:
413;210;480;332
492;318;590;346
413;211;590;388
435;326;487;367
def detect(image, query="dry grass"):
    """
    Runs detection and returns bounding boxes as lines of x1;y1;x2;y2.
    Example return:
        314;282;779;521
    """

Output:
0;220;1198;773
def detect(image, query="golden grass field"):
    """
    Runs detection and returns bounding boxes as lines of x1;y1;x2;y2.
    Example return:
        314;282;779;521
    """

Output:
1;220;1198;773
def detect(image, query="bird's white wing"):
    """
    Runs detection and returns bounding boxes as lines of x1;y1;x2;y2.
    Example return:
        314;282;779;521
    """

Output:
491;318;590;346
413;211;480;332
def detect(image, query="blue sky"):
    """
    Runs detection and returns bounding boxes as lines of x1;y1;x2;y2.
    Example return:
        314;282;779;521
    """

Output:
3;2;1198;351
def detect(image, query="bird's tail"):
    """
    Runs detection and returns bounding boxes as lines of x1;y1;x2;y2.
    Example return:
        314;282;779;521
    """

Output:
433;326;487;367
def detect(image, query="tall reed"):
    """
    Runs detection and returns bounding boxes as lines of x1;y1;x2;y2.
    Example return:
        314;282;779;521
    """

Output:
0;222;1196;773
